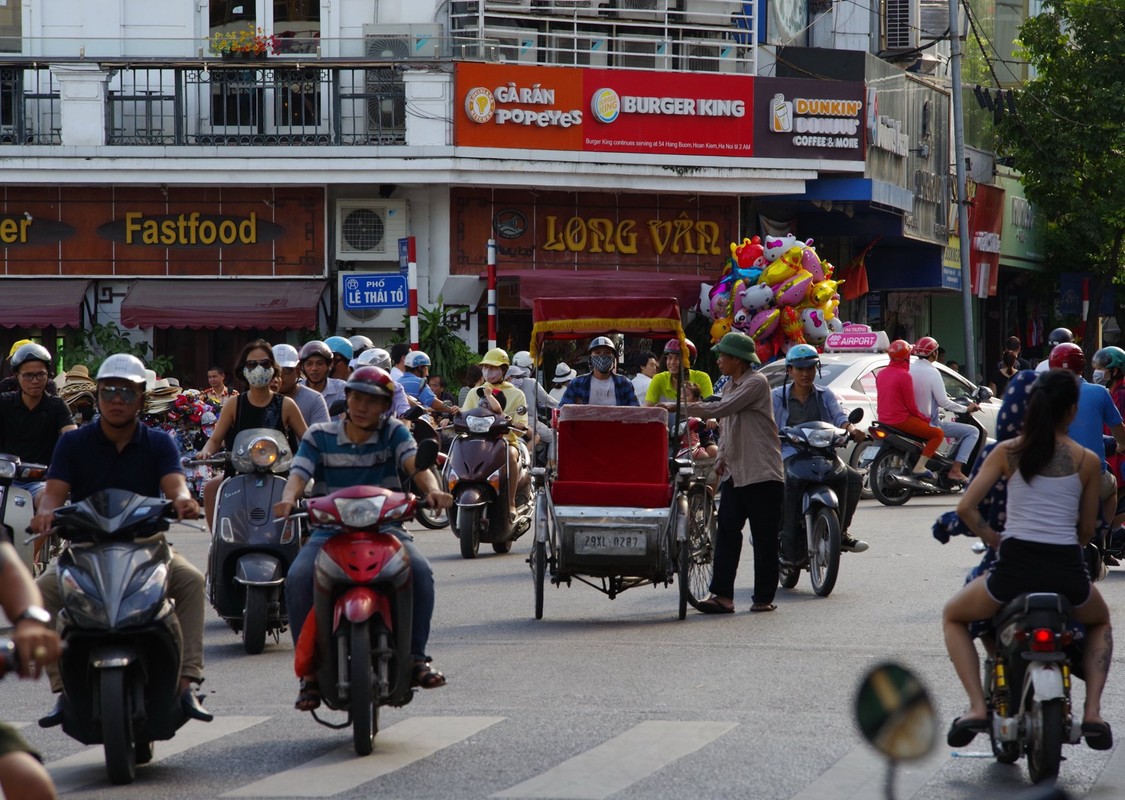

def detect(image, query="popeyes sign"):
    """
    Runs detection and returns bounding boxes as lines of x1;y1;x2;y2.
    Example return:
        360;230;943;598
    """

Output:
455;63;755;157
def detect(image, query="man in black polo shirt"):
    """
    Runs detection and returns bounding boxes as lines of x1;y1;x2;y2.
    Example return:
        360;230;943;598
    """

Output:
30;353;212;726
0;343;75;506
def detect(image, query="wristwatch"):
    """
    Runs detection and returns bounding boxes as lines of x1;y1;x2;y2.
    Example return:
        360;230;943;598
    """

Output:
13;605;51;626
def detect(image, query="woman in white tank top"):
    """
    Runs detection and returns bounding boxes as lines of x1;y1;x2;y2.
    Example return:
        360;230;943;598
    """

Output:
942;370;1114;749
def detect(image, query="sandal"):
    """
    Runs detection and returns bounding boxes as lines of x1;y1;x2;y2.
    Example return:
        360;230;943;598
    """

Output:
750;603;777;613
696;596;734;615
295;679;321;712
412;662;448;689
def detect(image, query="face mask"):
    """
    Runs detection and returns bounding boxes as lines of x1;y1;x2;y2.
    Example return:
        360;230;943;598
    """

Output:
1093;369;1106;385
590;354;615;373
482;366;505;384
244;365;273;387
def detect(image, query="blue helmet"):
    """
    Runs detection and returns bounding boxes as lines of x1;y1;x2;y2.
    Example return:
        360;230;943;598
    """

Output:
785;343;820;369
324;336;354;360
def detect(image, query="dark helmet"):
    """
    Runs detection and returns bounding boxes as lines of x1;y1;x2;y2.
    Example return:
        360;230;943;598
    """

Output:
1093;346;1125;373
1047;327;1074;347
1049;342;1085;374
299;340;333;363
344;366;395;399
10;342;52;371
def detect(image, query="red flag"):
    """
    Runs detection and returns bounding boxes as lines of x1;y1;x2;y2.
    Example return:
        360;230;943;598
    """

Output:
840;236;880;301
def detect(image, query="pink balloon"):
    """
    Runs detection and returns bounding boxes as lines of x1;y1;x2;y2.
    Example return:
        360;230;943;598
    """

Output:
801;247;825;282
748;307;780;340
774;270;814;307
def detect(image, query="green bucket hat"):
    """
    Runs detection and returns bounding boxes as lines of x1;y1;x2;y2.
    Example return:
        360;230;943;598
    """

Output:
712;332;760;365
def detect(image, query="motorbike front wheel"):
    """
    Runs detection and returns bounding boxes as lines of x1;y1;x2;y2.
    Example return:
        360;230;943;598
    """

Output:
100;668;137;785
242;586;269;655
808;506;841;597
415;466;450;530
458;506;481;559
870;447;914;507
349;621;377;756
1026;696;1065;784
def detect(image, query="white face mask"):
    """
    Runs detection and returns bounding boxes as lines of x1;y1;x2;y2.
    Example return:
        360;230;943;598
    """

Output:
482;366;505;384
244;365;273;388
1093;369;1106;385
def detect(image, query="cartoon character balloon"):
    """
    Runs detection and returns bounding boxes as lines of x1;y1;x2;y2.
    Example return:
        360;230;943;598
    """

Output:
762;234;799;263
800;307;830;345
801;247;826;282
774;270;815;307
748;307;780;340
710;317;732;343
740;283;775;313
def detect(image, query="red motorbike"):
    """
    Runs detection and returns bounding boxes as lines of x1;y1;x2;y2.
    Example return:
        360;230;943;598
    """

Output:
297;482;425;756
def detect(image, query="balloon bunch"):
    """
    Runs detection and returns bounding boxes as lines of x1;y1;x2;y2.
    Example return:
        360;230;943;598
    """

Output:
702;233;845;363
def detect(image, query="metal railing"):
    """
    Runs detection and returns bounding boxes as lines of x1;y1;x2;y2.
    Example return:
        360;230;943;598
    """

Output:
0;66;60;144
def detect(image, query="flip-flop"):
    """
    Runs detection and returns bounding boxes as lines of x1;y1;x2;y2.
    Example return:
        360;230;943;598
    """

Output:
411;662;448;689
749;603;777;613
947;716;988;747
294;680;321;712
1082;721;1113;750
696;597;734;615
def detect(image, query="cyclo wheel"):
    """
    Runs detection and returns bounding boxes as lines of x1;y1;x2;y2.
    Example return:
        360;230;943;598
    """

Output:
681;486;715;611
808;506;841;597
101;668;137;785
349;621;377;756
533;539;547;620
870;447;913;507
1026;696;1064;784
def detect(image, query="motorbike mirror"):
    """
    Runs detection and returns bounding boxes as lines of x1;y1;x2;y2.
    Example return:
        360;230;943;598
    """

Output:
974;385;993;403
855;662;937;764
414;438;439;471
328;398;347;417
847;407;864;425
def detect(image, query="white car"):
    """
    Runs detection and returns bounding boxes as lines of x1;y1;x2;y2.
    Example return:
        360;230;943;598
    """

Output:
759;352;1001;477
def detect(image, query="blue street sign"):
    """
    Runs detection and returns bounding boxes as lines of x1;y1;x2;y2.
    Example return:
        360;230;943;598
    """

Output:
342;274;408;310
398;238;410;272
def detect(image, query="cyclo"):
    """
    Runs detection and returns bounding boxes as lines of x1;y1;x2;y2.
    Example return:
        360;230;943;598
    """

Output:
528;297;715;620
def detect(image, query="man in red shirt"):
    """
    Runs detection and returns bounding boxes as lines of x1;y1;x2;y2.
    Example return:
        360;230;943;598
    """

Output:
876;340;944;476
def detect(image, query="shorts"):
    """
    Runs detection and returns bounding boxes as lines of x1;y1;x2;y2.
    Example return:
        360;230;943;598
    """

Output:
1100;469;1117;503
985;537;1091;607
0;720;41;761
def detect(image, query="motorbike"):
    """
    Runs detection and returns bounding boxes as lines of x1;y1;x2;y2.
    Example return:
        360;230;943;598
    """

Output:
185;428;301;655
778;408;864;598
982;592;1086;784
400;412;450;531
48;489;209;785
0;453;48;575
446;405;532;559
297;438;439;755
867;387;992;507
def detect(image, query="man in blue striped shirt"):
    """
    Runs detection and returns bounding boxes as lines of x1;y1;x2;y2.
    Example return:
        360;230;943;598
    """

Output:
274;367;453;704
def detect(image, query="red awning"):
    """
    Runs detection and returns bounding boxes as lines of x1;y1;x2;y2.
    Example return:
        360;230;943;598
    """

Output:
491;269;708;314
120;280;326;330
0;280;90;329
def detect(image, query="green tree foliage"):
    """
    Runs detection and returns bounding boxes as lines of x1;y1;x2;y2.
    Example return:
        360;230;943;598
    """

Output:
390;299;480;392
64;321;174;376
995;0;1125;357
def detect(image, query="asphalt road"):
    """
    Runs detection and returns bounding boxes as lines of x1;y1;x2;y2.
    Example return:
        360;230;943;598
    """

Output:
3;494;1123;799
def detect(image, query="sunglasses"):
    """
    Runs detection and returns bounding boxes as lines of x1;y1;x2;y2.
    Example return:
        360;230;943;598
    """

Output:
99;385;139;403
244;359;273;370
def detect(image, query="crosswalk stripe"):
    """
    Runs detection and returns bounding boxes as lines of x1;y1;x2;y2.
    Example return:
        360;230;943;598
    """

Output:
786;741;952;800
49;715;269;794
221;715;504;798
491;720;737;800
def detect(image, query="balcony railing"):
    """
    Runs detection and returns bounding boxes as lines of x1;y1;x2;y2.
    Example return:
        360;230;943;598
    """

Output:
0;66;60;144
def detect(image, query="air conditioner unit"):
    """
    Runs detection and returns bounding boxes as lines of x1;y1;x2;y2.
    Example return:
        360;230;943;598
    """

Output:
680;0;746;26
550;0;612;17
615;0;671;22
883;0;920;52
548;34;609;67
335;200;409;262
362;23;443;59
337;301;404;330
475;26;539;64
682;38;740;73
615;36;671;70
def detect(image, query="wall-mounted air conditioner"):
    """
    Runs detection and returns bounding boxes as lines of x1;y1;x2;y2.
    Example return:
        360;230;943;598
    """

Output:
680;0;747;26
362;23;443;60
615;0;671;22
477;26;539;64
335;200;409;262
615;36;671;70
681;38;740;73
882;0;920;52
548;34;609;67
550;0;612;17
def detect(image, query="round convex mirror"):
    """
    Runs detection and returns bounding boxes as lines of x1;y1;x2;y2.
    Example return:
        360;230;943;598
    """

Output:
855;662;937;762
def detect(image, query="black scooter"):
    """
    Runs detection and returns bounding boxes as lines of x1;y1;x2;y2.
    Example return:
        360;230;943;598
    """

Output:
49;489;209;785
868;387;992;507
186;428;301;654
778;408;863;598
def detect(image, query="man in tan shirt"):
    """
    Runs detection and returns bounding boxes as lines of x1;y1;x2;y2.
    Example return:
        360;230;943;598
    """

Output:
663;331;784;613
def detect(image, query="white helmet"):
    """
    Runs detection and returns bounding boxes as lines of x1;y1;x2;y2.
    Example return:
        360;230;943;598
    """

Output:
357;347;392;370
404;350;431;369
273;343;300;369
348;334;374;354
95;353;148;386
512;350;534;369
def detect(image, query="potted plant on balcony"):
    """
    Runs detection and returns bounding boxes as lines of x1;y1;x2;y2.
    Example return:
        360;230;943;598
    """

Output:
207;26;279;60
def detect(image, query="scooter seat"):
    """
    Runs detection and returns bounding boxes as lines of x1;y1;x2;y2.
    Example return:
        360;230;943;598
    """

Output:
993;592;1073;631
873;422;931;444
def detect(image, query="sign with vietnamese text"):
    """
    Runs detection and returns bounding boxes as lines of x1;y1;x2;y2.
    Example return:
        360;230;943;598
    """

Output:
342;274;408;310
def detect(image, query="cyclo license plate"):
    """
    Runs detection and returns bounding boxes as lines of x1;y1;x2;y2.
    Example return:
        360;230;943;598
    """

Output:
574;529;648;556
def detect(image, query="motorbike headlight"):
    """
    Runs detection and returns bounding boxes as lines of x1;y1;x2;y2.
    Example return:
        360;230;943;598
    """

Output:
806;429;836;449
0;459;16;480
467;415;496;434
334;496;386;528
60;567;109;628
117;563;169;628
249;437;280;468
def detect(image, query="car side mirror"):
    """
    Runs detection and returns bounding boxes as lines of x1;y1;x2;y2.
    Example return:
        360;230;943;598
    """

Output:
847;407;864;425
974;386;993;403
414;438;438;472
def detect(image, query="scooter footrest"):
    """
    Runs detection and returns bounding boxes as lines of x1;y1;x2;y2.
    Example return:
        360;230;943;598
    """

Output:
994;716;1019;742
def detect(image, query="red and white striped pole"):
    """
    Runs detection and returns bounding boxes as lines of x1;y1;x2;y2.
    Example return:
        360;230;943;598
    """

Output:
407;236;419;350
487;238;497;351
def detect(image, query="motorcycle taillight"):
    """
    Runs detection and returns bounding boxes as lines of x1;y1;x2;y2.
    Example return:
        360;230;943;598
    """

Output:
1030;628;1056;652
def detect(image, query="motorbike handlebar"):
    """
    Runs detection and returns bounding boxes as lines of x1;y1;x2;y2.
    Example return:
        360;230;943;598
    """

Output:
182;453;229;467
0;639;19;679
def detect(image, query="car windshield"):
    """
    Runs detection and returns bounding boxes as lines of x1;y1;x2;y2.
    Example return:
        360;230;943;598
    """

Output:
759;361;852;389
